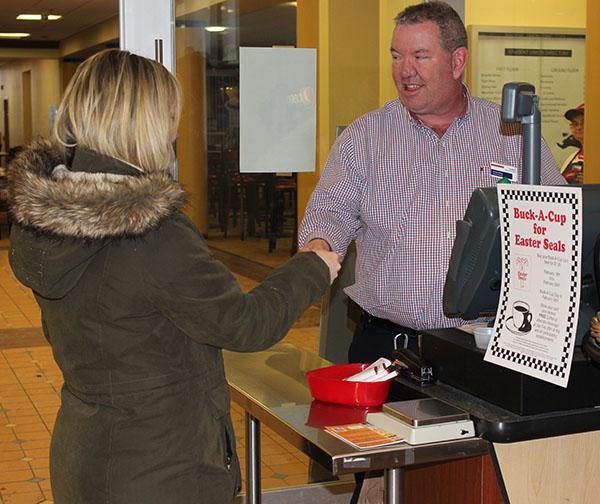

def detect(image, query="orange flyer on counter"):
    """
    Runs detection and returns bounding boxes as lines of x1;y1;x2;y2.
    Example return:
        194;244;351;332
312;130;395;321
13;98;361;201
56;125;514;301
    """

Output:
324;423;404;450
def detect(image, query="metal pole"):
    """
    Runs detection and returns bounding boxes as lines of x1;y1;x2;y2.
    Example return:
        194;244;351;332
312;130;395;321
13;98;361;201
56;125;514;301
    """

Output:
521;99;541;185
384;467;404;504
245;413;261;504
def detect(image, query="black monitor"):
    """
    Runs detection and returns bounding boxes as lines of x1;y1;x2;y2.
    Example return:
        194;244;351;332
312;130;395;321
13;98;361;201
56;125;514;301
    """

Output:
443;184;600;345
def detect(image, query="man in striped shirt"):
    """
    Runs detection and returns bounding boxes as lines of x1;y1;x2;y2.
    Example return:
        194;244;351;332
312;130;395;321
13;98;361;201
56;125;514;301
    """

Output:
299;1;566;364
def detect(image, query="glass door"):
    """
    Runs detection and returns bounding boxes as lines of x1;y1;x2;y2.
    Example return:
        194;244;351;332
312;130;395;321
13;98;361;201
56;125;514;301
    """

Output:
174;0;297;267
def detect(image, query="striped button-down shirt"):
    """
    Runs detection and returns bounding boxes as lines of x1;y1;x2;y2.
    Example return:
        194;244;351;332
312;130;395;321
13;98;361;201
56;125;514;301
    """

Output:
299;94;566;330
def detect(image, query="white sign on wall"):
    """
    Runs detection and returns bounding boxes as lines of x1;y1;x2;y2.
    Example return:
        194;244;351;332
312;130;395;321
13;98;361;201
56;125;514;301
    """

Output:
239;47;316;173
470;26;585;168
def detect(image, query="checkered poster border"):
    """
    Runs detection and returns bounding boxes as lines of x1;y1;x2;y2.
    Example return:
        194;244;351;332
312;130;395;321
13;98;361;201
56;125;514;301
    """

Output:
489;189;580;379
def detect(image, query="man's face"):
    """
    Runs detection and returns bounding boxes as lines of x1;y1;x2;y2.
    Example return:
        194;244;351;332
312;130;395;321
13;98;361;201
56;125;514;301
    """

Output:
391;21;466;123
569;114;584;144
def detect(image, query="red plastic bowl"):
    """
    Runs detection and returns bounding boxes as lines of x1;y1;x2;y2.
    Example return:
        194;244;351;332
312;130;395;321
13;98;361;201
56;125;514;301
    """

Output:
306;400;382;428
306;363;392;407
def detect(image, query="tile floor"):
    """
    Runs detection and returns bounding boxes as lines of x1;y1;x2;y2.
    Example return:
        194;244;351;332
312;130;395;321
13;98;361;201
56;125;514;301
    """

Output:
0;236;323;503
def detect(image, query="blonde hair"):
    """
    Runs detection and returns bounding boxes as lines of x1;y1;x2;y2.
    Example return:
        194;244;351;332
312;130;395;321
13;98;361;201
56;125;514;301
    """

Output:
54;49;182;173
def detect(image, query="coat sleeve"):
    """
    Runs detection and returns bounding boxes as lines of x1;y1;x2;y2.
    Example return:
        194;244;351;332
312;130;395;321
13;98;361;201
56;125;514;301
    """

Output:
140;215;330;352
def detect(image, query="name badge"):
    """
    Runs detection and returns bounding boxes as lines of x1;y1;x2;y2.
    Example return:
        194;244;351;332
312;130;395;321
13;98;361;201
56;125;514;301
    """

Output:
490;162;518;182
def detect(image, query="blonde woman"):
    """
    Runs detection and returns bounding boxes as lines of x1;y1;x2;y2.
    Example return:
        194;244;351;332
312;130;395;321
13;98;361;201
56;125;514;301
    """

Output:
7;49;340;504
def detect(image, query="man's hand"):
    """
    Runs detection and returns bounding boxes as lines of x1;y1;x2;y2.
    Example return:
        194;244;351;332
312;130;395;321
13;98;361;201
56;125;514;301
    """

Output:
302;238;331;252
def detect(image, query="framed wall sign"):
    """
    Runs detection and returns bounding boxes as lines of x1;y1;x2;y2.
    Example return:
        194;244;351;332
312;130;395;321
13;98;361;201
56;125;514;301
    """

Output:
467;25;585;167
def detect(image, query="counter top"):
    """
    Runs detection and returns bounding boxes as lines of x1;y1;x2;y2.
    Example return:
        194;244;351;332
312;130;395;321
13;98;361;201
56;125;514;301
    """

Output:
223;343;488;474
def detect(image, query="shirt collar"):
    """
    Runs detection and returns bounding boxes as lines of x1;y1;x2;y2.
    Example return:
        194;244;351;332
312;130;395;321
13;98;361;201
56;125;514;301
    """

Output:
404;84;472;134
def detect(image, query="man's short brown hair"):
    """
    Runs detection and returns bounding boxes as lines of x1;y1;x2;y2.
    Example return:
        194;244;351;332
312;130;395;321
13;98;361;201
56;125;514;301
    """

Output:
395;1;468;53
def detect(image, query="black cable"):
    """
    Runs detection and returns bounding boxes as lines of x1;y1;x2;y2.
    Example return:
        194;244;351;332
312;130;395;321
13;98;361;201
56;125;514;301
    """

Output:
349;472;365;504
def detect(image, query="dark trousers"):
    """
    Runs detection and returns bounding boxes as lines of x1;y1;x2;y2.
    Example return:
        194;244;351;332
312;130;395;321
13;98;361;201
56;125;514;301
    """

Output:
347;312;419;504
348;312;420;364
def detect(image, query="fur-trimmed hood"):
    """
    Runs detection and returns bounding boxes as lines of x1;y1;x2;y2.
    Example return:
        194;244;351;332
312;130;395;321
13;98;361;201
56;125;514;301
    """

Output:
8;139;187;299
8;139;186;239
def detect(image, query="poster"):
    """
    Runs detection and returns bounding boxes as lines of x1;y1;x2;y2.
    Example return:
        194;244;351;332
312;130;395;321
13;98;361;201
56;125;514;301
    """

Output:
239;47;316;173
484;184;582;388
471;26;585;167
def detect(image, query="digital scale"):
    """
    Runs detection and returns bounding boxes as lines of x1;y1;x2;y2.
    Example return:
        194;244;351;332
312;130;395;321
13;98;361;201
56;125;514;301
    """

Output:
366;398;475;445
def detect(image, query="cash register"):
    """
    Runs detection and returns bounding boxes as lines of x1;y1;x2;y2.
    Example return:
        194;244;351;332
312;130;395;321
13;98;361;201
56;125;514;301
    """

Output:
428;181;600;416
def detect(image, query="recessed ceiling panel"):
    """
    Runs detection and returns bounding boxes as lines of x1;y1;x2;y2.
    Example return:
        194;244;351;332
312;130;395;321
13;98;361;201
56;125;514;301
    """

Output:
0;0;118;42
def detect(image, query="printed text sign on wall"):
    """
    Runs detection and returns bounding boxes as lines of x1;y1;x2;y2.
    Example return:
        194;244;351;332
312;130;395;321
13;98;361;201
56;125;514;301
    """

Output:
471;27;585;166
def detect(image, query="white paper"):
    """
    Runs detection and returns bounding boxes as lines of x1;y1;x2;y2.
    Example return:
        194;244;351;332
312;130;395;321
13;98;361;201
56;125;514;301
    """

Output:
485;184;582;388
239;47;316;173
344;358;392;382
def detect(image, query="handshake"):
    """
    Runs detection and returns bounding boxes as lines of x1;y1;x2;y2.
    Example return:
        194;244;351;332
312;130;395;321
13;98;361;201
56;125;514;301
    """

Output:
302;238;341;285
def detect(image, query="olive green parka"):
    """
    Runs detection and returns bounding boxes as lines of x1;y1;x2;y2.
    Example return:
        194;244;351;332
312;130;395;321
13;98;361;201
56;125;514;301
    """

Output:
7;141;329;504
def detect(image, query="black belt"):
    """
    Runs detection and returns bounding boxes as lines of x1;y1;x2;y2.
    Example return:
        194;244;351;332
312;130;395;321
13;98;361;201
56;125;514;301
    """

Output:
361;311;420;337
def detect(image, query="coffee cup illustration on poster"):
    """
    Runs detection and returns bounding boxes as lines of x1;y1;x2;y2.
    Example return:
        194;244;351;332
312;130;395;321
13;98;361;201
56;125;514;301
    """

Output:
484;185;582;388
506;300;533;334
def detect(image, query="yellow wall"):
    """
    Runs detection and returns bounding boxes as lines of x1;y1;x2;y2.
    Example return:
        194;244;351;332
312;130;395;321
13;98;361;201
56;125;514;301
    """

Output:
465;0;586;28
584;0;600;182
0;59;61;148
379;0;414;104
297;0;322;223
0;48;59;60
328;0;380;144
176;28;209;233
59;16;119;58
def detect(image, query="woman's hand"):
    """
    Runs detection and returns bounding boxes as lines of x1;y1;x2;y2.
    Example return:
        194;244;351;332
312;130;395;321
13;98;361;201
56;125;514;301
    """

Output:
313;250;342;285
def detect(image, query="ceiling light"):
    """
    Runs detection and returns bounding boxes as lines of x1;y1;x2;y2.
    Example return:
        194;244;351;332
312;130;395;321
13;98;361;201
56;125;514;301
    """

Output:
17;13;62;21
205;26;227;33
0;33;31;38
17;14;42;20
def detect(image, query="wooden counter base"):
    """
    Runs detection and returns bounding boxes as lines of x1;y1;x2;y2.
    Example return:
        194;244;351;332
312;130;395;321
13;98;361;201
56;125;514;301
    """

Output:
494;430;600;503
